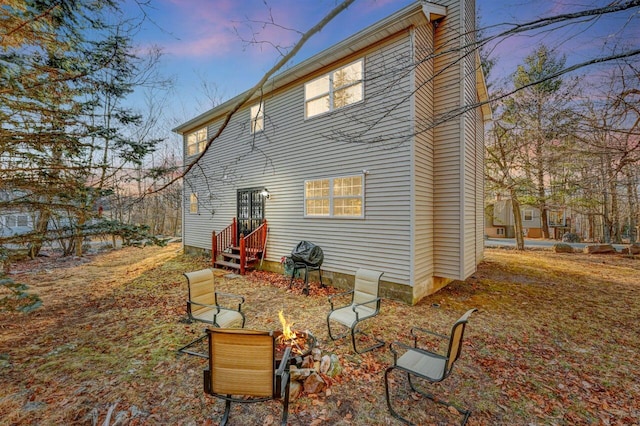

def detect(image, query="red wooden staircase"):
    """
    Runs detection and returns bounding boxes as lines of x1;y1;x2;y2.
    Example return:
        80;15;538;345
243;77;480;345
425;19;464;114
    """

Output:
212;218;268;274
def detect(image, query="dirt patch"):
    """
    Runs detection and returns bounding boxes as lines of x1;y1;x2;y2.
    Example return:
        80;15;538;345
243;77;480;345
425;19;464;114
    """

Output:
1;245;638;425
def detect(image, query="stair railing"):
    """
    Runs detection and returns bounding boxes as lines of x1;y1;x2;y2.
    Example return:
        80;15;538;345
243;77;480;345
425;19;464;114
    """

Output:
212;218;237;265
239;219;267;275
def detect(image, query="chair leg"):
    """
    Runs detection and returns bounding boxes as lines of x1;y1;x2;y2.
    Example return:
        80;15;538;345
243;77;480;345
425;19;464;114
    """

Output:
407;374;471;426
177;334;208;358
351;323;385;354
326;316;349;341
385;367;413;425
219;398;232;426
280;372;291;426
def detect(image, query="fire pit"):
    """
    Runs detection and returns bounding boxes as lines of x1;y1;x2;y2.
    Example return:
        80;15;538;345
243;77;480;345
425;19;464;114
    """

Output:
275;311;316;365
274;329;316;364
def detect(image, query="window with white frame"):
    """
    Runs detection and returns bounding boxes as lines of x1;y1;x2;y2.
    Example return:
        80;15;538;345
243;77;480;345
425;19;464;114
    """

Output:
523;210;533;221
3;215;29;227
497;228;505;235
5;215;16;227
304;174;364;218
187;127;207;156
250;102;264;134
189;193;198;214
304;59;363;119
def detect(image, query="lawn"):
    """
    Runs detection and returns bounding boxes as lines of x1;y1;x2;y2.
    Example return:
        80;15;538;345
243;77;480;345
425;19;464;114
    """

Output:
1;243;638;425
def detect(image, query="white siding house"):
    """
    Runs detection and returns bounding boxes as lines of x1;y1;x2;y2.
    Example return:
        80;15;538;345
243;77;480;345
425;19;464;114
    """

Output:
173;0;490;304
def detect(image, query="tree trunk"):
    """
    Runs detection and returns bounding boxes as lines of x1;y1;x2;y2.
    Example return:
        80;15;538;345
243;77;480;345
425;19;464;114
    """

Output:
608;171;621;243
75;213;86;257
537;160;550;239
27;209;51;259
539;202;549;239
510;193;526;250
626;168;637;243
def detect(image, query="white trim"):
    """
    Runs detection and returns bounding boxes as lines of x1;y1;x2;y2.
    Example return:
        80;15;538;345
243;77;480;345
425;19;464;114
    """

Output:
409;26;417;287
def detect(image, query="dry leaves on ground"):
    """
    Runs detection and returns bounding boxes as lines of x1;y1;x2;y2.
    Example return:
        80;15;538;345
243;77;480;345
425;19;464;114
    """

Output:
1;243;639;425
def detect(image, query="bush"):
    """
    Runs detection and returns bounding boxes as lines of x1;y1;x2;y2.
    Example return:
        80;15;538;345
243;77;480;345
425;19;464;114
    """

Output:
562;232;581;243
0;276;42;313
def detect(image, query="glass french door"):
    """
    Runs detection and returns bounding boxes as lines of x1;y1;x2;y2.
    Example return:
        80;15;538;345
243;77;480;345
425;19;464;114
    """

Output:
237;188;265;240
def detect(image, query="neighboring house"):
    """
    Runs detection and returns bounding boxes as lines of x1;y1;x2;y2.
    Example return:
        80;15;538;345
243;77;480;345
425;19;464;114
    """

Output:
485;198;568;239
0;191;33;239
174;0;490;304
0;212;33;238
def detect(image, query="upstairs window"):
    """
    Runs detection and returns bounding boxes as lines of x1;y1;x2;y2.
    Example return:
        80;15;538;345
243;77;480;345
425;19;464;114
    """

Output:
187;127;207;156
250;102;264;134
304;174;364;218
304;59;363;118
523;210;533;221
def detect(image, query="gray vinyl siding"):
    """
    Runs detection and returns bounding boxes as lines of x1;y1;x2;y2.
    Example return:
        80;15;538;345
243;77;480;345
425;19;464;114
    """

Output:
182;34;414;285
179;0;486;295
412;22;435;288
462;0;480;277
432;0;464;279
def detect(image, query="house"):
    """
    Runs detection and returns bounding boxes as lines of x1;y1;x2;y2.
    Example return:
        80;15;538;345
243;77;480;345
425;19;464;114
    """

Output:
173;0;490;304
0;191;33;240
485;197;568;239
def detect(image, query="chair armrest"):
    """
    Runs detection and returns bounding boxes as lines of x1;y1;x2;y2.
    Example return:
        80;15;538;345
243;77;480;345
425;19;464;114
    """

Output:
275;346;292;398
188;300;220;313
328;290;354;311
388;341;412;363
276;346;292;376
214;291;245;311
410;326;449;350
351;297;381;321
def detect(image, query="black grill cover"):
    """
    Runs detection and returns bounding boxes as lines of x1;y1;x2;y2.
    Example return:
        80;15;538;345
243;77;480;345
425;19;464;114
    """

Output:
290;241;324;266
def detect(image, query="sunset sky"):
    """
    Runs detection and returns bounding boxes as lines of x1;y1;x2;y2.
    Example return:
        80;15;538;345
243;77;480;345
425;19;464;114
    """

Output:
120;0;639;137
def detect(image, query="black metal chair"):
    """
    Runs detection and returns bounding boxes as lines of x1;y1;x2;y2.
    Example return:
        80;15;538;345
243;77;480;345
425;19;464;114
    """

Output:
204;329;292;426
326;268;385;353
177;269;245;358
384;308;478;425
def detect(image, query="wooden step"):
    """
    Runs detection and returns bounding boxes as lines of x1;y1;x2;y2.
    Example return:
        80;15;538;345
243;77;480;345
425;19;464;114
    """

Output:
221;252;241;261
229;246;263;254
220;252;259;263
214;260;241;270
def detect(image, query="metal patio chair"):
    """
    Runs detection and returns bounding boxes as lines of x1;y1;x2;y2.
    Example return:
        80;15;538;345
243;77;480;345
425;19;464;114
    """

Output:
326;268;385;353
204;328;292;426
384;308;478;425
177;268;245;358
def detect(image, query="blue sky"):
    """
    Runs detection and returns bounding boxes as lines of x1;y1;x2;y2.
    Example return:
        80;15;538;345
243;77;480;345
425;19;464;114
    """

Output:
121;0;639;141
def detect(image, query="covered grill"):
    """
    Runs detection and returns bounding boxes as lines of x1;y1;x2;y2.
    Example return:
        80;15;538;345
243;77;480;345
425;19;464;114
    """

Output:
287;241;324;295
291;241;324;267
